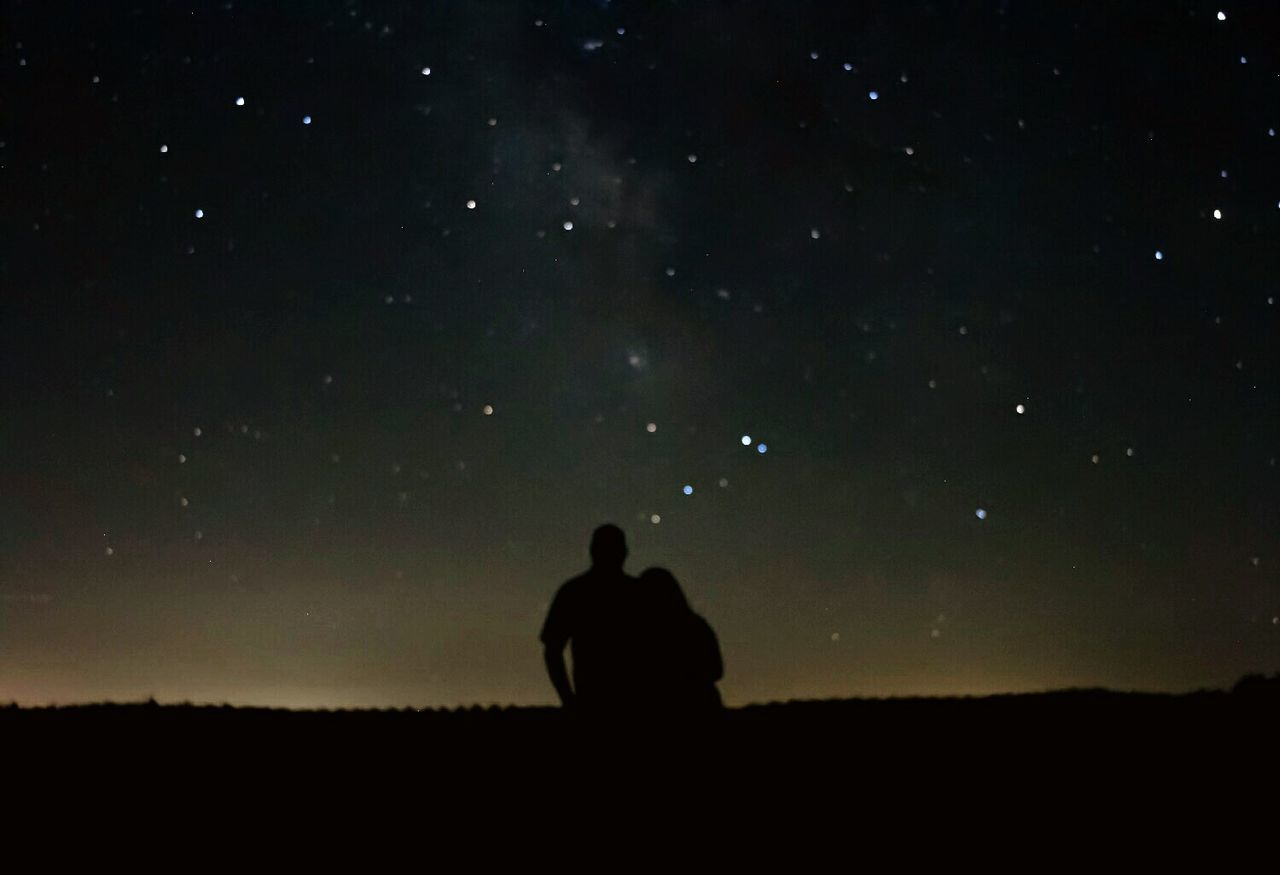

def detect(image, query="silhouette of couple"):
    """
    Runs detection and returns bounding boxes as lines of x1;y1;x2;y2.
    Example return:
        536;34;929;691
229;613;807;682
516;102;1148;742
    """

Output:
541;524;723;715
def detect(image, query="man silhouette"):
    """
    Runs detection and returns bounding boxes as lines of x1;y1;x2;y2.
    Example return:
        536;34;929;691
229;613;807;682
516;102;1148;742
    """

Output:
541;524;638;713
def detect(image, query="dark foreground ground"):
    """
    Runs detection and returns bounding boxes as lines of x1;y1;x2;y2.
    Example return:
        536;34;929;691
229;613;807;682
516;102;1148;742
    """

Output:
6;679;1277;857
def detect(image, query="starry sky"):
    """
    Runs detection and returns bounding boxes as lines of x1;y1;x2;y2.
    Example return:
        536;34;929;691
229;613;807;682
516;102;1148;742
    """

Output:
1;0;1277;708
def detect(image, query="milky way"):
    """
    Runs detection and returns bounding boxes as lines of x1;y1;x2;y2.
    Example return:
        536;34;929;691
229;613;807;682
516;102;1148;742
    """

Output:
1;1;1276;707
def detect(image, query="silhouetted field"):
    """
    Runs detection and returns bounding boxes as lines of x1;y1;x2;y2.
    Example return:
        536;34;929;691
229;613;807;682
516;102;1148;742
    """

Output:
8;676;1276;769
8;676;1276;843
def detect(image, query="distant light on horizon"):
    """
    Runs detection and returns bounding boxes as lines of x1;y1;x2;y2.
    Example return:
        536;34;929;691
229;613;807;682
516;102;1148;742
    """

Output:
976;508;987;520
682;484;693;495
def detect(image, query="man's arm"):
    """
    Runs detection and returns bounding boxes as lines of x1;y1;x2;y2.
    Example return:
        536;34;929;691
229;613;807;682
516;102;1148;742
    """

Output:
543;643;575;708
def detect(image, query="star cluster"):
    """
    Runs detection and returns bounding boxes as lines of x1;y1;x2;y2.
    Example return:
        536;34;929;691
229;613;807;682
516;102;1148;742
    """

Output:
0;1;1276;707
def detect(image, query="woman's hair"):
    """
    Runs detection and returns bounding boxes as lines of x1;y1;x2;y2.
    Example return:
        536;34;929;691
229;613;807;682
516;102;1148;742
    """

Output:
640;566;690;613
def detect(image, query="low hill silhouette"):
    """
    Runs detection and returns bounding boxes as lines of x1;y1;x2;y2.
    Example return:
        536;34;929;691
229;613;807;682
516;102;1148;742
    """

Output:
6;677;1275;851
6;676;1276;771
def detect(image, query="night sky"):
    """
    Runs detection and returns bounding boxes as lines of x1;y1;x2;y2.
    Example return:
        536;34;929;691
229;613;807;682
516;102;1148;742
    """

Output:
2;1;1277;709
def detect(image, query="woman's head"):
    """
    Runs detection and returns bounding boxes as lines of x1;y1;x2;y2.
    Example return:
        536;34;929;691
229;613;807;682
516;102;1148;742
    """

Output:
640;566;690;614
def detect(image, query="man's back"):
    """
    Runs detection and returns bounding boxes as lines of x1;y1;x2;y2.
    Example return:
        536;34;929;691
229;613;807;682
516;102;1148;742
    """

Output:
541;567;639;710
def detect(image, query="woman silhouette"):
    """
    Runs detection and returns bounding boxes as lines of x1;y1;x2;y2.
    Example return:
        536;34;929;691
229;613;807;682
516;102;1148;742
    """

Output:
637;567;724;713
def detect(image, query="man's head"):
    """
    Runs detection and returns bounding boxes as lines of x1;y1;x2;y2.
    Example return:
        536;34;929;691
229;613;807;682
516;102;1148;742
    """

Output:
589;524;628;570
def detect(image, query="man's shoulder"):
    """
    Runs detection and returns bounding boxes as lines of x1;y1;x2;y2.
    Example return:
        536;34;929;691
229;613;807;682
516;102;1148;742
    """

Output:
550;568;633;606
555;569;594;594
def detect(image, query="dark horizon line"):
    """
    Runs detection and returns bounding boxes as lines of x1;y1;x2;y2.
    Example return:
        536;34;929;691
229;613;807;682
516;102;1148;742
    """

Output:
6;672;1276;714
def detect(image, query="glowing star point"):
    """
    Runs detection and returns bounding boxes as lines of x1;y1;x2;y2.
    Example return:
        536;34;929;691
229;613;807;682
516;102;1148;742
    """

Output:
682;484;693;496
975;508;987;520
